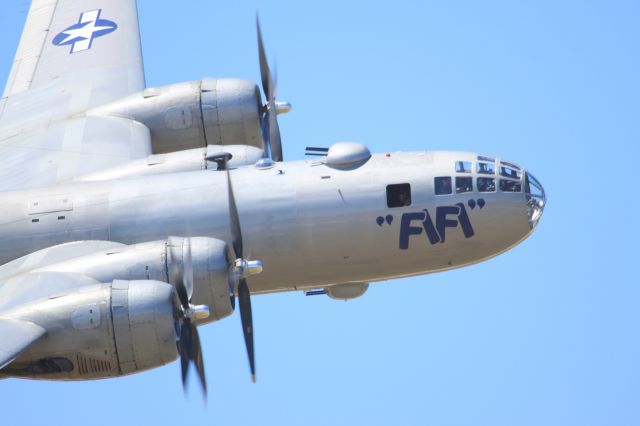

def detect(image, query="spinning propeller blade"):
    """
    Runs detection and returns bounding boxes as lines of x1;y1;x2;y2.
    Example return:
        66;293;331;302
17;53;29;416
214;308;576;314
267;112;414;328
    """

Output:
256;17;288;162
226;166;257;382
173;238;207;398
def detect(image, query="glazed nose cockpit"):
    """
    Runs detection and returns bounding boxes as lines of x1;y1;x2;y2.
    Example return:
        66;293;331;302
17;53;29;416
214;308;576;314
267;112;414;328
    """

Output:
426;154;545;231
524;171;546;228
496;159;546;229
477;157;545;229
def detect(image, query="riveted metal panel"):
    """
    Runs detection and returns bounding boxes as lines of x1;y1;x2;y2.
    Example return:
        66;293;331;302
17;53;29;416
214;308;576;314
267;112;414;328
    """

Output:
126;281;176;369
110;280;136;374
27;195;73;215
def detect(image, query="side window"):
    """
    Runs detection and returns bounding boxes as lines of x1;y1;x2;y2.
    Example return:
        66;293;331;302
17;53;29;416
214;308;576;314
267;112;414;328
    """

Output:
477;177;496;192
386;183;412;207
456;177;473;193
434;177;452;195
455;161;472;173
477;162;495;174
500;179;522;192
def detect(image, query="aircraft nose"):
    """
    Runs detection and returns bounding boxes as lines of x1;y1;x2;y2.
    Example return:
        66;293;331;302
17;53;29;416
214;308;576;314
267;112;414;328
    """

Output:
525;171;546;229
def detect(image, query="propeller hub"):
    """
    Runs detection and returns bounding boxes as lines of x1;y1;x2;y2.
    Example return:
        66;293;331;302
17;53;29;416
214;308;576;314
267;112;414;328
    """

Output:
187;304;210;320
234;259;263;277
275;101;292;115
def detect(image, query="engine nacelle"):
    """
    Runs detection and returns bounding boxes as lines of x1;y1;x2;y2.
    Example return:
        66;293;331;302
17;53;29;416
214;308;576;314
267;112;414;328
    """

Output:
74;144;265;182
166;237;234;322
2;279;178;380
1;235;239;381
110;280;177;375
200;78;263;149
35;237;234;324
90;79;263;154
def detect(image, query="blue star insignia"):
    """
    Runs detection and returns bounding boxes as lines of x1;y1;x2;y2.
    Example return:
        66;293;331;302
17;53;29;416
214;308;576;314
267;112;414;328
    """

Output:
52;9;118;54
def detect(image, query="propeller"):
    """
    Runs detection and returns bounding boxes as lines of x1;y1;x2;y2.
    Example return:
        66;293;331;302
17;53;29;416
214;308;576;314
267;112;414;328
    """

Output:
171;238;210;397
225;160;262;383
256;17;291;162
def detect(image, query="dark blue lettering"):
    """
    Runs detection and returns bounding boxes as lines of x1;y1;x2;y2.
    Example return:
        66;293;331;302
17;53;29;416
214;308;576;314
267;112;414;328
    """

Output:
455;203;474;238
436;206;460;243
399;212;425;249
422;209;441;244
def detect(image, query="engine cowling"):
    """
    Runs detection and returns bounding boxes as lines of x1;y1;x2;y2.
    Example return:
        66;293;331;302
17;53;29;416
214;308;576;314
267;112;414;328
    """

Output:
90;79;263;154
0;237;239;380
110;280;177;375
200;78;262;149
38;237;235;324
2;279;178;380
166;237;234;322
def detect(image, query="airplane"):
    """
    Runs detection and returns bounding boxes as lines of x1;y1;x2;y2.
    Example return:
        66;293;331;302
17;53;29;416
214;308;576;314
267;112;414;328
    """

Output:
0;0;545;395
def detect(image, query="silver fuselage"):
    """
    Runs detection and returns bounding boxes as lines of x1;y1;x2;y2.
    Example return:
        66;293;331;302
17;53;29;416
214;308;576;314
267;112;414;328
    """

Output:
0;151;538;294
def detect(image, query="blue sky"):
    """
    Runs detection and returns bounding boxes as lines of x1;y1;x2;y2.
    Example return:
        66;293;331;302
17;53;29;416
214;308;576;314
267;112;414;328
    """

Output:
1;1;639;425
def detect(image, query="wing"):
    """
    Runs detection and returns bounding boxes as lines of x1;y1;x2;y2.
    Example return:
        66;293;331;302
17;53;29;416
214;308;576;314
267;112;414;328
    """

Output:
0;240;125;282
0;318;47;370
0;241;124;312
0;0;151;190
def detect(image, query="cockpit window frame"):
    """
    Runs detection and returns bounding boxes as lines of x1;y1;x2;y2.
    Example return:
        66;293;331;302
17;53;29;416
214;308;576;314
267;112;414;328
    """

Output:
500;161;521;171
525;172;545;200
500;164;522;180
455;161;472;173
477;177;496;193
434;176;453;195
477;162;495;175
455;176;473;194
499;179;522;192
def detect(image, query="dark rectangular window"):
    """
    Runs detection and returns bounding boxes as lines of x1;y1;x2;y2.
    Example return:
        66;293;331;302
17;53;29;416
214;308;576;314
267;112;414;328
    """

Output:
455;161;472;173
500;179;522;192
477;162;495;175
456;177;473;193
500;165;521;179
386;183;412;207
501;161;521;170
434;177;452;195
477;177;496;192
